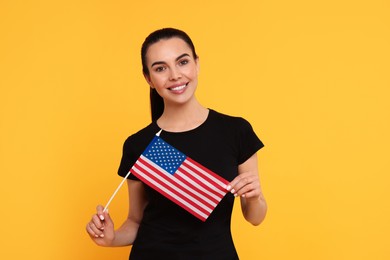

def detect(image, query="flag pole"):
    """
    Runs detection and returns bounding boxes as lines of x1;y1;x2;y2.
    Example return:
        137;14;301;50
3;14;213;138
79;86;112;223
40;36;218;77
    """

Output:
103;170;131;212
103;130;161;212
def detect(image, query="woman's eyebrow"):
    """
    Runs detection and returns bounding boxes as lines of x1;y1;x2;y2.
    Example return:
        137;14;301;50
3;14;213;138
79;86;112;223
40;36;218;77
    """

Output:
151;53;190;67
176;53;190;61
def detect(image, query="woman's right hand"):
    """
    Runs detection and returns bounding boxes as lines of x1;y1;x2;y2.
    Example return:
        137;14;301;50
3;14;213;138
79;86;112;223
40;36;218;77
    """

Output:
86;205;115;247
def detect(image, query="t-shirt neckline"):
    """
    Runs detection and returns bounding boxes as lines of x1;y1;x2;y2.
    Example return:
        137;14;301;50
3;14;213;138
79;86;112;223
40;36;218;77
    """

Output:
155;109;212;135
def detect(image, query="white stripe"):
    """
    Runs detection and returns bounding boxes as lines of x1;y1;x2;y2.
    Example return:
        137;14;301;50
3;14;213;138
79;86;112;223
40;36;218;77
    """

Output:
137;156;214;211
132;166;209;219
180;164;226;197
185;160;228;189
138;155;219;208
175;169;223;201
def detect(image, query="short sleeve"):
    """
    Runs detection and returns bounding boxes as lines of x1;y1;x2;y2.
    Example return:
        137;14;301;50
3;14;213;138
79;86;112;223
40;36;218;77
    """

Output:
117;123;159;180
117;135;141;180
236;118;264;165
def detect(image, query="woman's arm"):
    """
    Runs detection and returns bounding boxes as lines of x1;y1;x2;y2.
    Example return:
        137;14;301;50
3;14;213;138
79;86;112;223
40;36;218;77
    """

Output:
86;179;148;247
228;153;267;226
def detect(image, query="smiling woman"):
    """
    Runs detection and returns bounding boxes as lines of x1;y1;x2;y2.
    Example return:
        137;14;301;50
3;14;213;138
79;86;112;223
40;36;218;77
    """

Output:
86;28;267;260
145;37;200;112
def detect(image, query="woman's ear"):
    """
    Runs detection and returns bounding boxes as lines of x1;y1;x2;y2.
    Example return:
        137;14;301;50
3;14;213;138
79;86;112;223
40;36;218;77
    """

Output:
143;73;153;88
196;56;200;74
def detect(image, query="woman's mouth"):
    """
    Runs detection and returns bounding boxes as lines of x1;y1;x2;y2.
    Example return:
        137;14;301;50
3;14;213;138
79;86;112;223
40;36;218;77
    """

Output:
169;83;188;92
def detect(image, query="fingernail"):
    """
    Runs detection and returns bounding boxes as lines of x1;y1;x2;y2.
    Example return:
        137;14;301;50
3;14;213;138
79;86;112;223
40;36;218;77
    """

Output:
100;234;105;238
231;189;235;194
234;193;238;197
226;185;231;191
99;215;105;221
241;194;246;198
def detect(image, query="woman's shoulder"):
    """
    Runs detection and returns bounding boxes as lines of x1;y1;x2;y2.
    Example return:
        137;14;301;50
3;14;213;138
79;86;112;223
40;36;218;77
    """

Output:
207;109;261;143
123;122;160;149
208;109;253;129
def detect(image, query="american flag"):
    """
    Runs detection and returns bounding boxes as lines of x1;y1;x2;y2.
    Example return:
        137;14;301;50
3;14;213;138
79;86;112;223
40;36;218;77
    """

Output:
130;134;229;221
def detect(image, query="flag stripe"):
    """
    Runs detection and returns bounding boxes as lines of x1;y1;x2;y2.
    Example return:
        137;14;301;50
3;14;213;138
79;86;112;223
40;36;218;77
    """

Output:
173;171;220;204
136;156;217;209
180;163;227;196
180;163;226;196
175;168;224;202
185;158;229;189
132;164;211;217
131;165;209;221
135;155;221;214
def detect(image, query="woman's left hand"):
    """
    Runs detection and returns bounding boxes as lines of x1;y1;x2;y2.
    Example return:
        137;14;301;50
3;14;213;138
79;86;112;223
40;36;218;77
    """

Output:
227;170;261;200
228;154;267;225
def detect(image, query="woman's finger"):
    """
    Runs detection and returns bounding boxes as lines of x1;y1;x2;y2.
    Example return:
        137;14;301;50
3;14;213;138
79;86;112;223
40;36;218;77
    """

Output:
96;205;105;221
91;214;104;230
231;175;254;193
86;222;99;238
90;221;105;237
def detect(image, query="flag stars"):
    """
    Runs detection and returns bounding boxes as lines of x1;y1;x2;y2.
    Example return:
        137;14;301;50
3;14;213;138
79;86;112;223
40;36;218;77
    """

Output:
144;137;187;174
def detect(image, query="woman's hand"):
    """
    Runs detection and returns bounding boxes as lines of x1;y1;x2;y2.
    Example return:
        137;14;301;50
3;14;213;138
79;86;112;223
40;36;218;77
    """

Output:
228;154;267;226
86;205;115;247
227;170;261;200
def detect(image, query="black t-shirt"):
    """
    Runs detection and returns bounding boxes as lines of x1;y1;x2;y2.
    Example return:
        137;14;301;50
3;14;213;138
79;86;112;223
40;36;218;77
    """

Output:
118;109;264;260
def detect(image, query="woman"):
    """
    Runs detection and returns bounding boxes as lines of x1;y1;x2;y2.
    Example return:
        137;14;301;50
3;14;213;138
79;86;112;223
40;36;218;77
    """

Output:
86;28;267;259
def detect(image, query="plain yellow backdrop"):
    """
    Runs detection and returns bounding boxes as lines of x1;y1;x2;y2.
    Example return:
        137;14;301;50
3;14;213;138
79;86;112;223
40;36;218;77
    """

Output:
1;0;389;259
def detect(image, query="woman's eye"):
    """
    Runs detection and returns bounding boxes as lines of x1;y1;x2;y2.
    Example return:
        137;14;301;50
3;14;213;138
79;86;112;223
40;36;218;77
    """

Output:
155;66;165;72
179;59;189;66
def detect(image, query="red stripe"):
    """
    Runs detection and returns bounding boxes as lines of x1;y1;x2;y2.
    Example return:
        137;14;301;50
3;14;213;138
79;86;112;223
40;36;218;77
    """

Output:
174;173;220;205
135;159;212;214
131;165;207;221
186;158;230;186
182;160;228;194
133;168;207;221
175;168;223;202
132;159;212;217
137;157;219;207
139;159;215;211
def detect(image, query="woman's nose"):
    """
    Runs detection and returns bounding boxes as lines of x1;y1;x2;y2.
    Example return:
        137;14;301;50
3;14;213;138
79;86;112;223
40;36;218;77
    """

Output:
169;68;182;80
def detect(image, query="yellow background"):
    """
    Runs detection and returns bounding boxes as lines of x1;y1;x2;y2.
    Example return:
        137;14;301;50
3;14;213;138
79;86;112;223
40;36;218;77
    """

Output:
1;0;389;259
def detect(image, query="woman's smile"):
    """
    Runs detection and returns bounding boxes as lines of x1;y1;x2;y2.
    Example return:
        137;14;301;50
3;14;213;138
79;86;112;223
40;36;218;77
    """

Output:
168;83;188;93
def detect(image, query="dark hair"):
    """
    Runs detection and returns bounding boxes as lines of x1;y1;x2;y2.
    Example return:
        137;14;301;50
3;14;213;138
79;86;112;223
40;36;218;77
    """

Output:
141;28;198;121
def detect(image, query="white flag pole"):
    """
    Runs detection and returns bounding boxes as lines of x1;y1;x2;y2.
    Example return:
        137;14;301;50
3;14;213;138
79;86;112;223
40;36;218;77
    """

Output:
103;130;161;212
103;170;131;212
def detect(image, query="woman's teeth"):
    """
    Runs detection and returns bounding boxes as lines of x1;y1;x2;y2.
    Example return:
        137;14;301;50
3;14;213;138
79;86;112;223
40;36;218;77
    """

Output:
170;84;187;91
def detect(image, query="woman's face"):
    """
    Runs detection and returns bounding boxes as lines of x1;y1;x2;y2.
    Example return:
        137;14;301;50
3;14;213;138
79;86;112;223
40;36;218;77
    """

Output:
144;37;199;107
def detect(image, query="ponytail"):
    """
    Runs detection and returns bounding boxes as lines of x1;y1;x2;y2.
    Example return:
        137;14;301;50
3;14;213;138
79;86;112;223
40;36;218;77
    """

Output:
150;88;164;121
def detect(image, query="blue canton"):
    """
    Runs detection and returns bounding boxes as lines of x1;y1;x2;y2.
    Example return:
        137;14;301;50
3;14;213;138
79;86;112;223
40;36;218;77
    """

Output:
143;137;186;174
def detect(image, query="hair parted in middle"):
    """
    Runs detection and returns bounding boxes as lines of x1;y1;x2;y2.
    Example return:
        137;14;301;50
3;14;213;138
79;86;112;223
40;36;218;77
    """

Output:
141;28;198;121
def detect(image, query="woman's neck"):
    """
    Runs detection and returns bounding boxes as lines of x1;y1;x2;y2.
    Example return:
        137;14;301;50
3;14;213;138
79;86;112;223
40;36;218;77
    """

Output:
157;98;209;132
